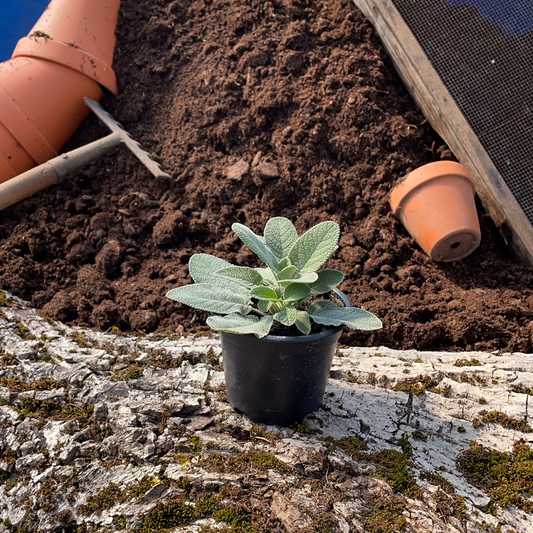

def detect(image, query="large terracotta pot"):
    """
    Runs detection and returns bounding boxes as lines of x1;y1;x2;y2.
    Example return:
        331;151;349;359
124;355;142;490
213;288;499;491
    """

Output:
390;161;481;262
0;0;120;184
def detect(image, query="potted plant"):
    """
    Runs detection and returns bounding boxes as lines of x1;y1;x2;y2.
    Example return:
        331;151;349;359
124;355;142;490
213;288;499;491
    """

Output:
166;217;382;426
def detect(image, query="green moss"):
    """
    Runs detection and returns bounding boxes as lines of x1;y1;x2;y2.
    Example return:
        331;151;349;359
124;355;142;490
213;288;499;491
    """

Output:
328;436;368;455
326;435;421;497
0;290;13;307
290;420;318;434
139;494;219;532
12;318;36;340
69;332;95;349
112;364;144;381
79;484;120;516
393;375;439;395
124;366;144;380
311;512;337;533
187;436;202;455
147;348;181;369
0;469;10;483
213;506;251;528
0;376;62;392
431;383;452;397
17;397;93;426
140;499;195;531
362;496;406;533
124;476;159;500
78;476;162;516
457;372;486;386
112;515;126;530
0;349;18;367
201;451;290;475
457;440;533;512
249;451;291;473
250;425;277;443
454;358;482;367
205;347;219;366
473;410;532;433
370;448;419;495
1;447;16;464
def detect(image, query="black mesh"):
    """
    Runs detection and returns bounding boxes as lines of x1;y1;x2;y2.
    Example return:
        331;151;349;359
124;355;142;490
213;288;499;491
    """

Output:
391;0;533;221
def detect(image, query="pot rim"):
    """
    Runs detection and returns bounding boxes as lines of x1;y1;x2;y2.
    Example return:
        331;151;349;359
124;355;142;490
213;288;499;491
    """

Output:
221;324;344;343
390;160;474;216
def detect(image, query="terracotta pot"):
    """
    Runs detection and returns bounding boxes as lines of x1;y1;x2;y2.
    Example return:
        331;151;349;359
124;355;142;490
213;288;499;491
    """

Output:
390;161;481;262
0;0;119;184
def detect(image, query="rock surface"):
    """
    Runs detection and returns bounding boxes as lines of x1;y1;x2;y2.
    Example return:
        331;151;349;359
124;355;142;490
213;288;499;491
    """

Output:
1;292;533;532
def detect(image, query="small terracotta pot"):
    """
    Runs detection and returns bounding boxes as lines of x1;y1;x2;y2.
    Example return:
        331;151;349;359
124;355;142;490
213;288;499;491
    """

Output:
390;161;481;262
0;0;119;184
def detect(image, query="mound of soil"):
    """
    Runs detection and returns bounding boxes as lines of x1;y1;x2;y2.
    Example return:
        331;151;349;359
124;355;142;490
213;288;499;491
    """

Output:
1;0;533;352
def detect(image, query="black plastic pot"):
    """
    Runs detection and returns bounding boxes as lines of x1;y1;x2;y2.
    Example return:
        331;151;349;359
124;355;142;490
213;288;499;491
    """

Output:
220;290;350;426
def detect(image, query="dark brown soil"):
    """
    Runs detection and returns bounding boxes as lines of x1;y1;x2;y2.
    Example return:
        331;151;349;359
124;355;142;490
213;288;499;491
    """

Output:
1;0;533;353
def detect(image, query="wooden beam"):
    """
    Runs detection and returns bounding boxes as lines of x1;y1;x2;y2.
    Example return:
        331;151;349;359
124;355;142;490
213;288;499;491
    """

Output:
352;0;533;264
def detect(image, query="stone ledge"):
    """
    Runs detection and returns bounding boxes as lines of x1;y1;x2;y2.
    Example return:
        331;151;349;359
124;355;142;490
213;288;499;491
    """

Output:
1;293;532;532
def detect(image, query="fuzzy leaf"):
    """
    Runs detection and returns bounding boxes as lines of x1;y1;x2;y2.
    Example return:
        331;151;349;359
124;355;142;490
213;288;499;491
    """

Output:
255;268;277;285
258;300;271;313
232;223;279;270
207;313;273;338
274;307;298;326
188;254;247;293
308;301;382;330
264;217;298;260
250;286;279;301
283;284;311;302
166;285;251;315
295;311;311;335
279;265;298;280
278;257;292;270
309;269;345;294
279;272;318;286
289;221;340;273
189;254;232;283
216;266;263;288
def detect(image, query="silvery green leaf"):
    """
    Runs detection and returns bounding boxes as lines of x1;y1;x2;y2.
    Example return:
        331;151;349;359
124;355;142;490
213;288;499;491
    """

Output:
278;257;292;270
279;272;318;286
308;301;382;330
207;313;273;338
255;268;277;285
258;300;271;313
289;221;340;273
279;265;298;280
189;254;232;283
274;307;298;326
232;223;279;270
264;217;298;260
309;269;345;294
283;283;311;302
166;285;251;315
188;255;249;294
295;311;311;335
250;286;279;301
216;266;263;288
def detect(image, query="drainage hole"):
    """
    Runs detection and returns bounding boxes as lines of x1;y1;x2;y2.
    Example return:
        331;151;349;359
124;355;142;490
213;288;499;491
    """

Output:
450;242;461;249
